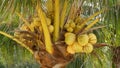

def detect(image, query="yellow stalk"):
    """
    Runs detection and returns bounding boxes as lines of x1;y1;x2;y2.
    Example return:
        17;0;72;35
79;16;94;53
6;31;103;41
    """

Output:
68;2;76;20
36;4;53;54
0;31;33;54
84;18;99;31
77;9;105;32
16;12;32;31
60;0;68;29
45;0;53;12
53;0;60;41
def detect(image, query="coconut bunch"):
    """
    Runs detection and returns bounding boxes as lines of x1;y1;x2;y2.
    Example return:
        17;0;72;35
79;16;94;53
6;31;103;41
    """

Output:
14;0;105;54
11;0;106;67
63;3;105;55
64;16;99;54
14;12;55;52
65;32;97;54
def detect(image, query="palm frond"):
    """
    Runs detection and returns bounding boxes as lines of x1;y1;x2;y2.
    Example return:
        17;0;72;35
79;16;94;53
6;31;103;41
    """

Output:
0;22;39;68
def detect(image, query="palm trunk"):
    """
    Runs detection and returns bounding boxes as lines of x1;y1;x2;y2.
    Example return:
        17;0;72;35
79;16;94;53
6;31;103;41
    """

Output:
34;44;73;68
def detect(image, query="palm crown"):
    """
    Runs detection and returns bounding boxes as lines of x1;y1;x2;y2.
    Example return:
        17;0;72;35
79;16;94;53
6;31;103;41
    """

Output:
0;0;120;68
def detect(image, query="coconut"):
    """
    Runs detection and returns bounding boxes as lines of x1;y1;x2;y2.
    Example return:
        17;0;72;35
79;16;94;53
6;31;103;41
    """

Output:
88;33;97;44
65;32;76;45
69;22;76;28
83;43;93;53
67;27;73;32
46;18;51;26
72;42;83;53
48;25;54;33
77;34;89;46
67;45;75;54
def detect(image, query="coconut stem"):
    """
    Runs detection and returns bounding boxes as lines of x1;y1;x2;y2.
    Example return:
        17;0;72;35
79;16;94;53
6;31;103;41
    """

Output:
60;0;68;29
53;0;60;42
36;3;53;54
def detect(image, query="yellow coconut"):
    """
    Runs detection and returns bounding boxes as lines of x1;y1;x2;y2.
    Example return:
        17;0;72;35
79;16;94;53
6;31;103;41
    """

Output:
65;32;76;45
67;45;75;54
48;25;54;33
46;18;51;26
83;43;93;54
74;24;83;33
75;17;84;24
64;23;70;29
77;34;89;46
88;33;97;44
69;22;76;28
64;20;72;29
72;42;83;53
75;17;81;24
67;27;73;32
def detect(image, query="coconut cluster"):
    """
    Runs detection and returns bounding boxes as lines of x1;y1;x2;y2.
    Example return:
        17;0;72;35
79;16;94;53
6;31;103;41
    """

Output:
64;17;85;33
64;20;76;32
31;17;54;33
46;18;54;33
14;16;54;49
65;32;97;54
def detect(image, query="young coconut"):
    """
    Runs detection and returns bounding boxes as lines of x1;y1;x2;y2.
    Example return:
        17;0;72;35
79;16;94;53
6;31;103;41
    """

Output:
83;43;93;54
64;23;69;29
88;33;97;44
48;25;54;33
67;27;73;32
65;32;76;45
74;24;83;33
64;20;75;32
72;42;83;53
75;17;82;24
67;45;75;54
69;22;76;28
77;34;89;46
46;18;51;26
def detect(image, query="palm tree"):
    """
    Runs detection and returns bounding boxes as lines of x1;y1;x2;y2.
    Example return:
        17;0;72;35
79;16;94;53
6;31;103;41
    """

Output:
0;0;120;68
